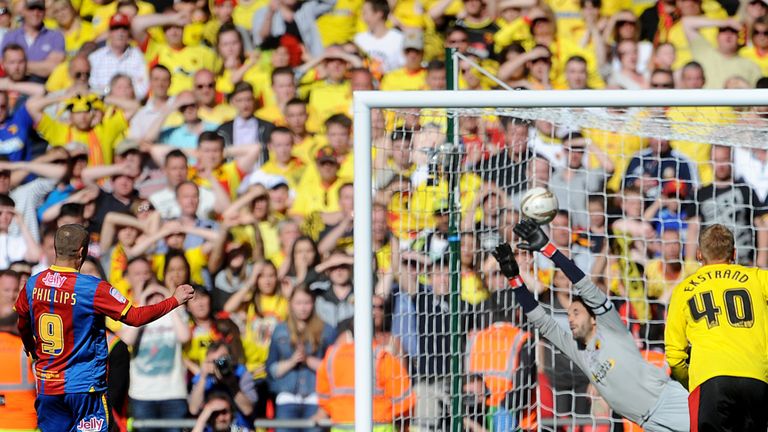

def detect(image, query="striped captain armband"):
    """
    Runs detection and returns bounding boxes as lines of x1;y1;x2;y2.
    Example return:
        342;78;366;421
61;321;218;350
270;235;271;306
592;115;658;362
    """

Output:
590;299;613;316
508;276;525;289
541;243;557;258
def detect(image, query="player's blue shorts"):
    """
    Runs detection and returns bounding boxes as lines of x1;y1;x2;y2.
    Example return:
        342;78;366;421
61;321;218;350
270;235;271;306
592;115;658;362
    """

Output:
35;392;110;432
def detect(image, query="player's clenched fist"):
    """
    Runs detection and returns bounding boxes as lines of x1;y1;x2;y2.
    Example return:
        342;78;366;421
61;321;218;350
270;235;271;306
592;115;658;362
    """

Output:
173;284;195;305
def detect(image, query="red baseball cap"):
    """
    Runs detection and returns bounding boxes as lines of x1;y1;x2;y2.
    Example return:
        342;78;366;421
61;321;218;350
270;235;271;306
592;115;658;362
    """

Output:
214;0;237;6
109;13;131;29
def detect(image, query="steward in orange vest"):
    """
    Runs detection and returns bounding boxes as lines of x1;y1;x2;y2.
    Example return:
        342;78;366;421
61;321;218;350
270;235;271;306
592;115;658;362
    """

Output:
0;310;36;431
466;318;537;430
316;320;415;431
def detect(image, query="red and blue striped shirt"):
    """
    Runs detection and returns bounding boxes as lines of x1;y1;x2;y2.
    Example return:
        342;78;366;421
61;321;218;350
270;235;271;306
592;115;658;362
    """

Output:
14;265;132;395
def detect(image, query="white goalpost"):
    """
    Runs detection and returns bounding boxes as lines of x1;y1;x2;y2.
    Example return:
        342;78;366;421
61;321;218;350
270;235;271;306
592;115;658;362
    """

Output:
352;89;768;432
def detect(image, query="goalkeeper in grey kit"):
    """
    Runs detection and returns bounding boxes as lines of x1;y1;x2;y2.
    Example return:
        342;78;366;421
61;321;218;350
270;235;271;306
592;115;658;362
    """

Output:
492;220;690;431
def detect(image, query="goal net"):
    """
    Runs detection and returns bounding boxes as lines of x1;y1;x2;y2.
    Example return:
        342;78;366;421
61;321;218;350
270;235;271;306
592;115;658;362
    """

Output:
354;90;768;432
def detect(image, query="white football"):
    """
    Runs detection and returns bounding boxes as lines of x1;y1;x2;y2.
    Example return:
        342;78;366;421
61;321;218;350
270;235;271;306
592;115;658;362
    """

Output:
520;187;559;225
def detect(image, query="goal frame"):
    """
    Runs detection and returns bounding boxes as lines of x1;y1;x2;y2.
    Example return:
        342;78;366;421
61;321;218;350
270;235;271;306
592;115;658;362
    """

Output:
351;89;768;432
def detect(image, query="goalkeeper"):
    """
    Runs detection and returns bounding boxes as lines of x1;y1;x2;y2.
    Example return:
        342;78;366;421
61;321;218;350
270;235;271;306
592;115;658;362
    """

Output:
492;220;689;432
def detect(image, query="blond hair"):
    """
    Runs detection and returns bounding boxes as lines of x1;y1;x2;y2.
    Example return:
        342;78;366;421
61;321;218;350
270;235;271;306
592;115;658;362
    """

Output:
699;224;735;263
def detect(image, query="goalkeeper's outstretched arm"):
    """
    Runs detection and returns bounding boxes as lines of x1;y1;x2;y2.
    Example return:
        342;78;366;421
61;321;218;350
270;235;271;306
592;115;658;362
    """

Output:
514;219;611;315
491;244;580;359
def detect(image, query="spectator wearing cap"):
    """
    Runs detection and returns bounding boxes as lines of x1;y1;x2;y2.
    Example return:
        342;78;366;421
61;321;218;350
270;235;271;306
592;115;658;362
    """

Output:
740;15;768;75
0;0;64;80
682;16;761;88
354;0;404;74
131;10;218;95
194;69;237;125
48;0;96;57
88;13;149;99
216;81;275;153
26;90;137;165
252;0;335;59
290;146;349;219
380;31;427;91
452;0;499;56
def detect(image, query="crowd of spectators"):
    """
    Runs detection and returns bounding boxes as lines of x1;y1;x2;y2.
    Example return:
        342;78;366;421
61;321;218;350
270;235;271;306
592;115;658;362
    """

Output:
0;0;767;429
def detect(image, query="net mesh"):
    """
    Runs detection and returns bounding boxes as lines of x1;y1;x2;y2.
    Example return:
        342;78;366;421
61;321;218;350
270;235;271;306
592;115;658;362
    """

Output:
368;104;768;432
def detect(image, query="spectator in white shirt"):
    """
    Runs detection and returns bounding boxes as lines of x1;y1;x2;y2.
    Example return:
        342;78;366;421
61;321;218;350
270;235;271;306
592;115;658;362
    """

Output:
0;193;39;270
129;64;172;139
353;0;404;73
88;13;149;99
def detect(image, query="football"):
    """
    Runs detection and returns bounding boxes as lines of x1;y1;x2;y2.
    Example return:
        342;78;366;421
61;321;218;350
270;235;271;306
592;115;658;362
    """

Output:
520;187;559;225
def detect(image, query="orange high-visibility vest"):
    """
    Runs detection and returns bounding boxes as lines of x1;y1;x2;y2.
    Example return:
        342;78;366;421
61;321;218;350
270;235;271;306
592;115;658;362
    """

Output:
466;322;531;407
0;331;37;430
316;341;415;424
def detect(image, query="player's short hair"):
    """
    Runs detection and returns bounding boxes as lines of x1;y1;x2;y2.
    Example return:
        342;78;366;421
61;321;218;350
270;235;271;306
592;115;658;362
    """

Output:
55;224;90;259
699;224;735;262
571;296;596;319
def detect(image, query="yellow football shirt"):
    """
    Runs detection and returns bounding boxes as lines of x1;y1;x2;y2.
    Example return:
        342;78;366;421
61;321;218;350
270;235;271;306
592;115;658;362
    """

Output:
666;263;768;390
380;68;427;91
46;62;73;92
290;175;351;218
739;46;768;76
145;39;219;95
38;112;128;165
259;157;306;188
316;0;365;46
233;0;268;30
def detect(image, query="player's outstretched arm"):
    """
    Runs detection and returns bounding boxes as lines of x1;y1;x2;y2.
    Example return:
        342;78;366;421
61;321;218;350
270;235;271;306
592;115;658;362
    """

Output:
492;243;580;359
121;284;195;327
515;219;587;282
514;219;611;314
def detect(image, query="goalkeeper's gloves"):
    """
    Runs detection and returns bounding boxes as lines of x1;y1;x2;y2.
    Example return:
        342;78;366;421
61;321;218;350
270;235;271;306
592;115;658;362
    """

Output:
492;243;520;278
514;219;550;252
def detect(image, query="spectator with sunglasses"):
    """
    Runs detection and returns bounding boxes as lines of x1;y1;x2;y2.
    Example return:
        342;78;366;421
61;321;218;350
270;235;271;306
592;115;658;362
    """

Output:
740;15;768;75
88;13;149;100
